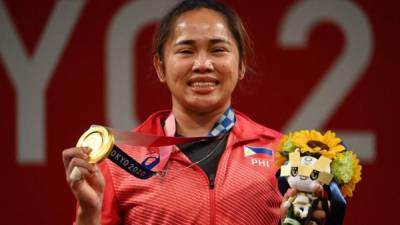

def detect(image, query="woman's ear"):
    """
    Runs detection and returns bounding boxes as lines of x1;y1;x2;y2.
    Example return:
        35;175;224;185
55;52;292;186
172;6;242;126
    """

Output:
239;62;246;80
153;55;166;82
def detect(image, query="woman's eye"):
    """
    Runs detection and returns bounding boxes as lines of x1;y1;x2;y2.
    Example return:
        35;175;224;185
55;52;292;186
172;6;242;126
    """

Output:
178;49;193;54
211;48;226;53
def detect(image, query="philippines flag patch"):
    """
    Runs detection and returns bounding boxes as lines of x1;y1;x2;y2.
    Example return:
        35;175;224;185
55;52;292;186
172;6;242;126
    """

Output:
243;146;273;158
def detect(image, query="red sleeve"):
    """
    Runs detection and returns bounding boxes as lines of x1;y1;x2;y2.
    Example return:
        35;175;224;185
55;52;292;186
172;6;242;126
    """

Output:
73;161;122;225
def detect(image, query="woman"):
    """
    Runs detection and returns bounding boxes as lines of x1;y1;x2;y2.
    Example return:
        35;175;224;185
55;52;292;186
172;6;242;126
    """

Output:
62;0;327;224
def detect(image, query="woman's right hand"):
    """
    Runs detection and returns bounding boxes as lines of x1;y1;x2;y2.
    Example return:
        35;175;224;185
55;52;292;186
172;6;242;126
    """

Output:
62;147;105;224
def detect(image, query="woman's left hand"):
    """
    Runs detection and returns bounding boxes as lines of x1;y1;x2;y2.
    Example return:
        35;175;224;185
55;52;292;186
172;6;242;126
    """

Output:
280;185;330;225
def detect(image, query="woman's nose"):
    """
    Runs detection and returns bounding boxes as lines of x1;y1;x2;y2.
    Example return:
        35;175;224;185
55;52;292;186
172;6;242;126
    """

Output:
192;54;214;73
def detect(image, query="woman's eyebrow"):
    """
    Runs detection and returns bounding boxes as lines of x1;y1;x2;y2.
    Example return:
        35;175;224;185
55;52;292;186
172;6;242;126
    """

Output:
174;38;232;47
174;39;195;47
209;38;231;46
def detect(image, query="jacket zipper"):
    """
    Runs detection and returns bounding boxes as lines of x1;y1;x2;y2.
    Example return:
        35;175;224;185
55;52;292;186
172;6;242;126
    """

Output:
208;134;234;225
209;173;215;189
173;150;217;225
174;136;235;225
209;173;216;225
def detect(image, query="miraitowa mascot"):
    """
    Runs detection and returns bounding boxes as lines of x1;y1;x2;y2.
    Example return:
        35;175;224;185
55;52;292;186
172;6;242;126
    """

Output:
275;130;362;225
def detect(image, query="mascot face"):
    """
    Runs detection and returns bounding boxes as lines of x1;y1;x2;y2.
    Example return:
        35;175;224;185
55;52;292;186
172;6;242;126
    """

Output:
287;155;331;192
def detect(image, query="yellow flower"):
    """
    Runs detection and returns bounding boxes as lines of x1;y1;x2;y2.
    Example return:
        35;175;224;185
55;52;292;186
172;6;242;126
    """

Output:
291;130;345;159
340;151;362;197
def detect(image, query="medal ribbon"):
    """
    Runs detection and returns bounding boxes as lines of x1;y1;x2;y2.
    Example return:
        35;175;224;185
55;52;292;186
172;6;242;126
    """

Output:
107;107;236;179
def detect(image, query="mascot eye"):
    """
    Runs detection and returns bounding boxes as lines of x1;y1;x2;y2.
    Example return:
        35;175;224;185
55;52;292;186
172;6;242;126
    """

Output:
291;167;298;176
310;170;319;180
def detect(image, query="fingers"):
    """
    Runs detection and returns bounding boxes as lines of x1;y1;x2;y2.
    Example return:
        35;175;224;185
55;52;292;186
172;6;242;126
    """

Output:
280;188;297;217
311;199;330;225
69;165;100;191
312;184;330;220
283;188;297;200
305;221;318;225
312;184;327;200
309;185;329;225
312;209;327;221
70;166;83;182
67;158;96;183
313;198;330;211
62;147;96;186
67;156;95;174
62;147;91;168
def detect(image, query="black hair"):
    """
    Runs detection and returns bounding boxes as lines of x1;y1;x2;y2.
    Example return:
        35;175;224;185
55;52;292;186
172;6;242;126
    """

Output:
152;0;253;68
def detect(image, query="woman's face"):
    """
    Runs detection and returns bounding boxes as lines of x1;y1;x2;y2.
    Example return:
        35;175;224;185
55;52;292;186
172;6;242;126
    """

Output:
155;8;244;113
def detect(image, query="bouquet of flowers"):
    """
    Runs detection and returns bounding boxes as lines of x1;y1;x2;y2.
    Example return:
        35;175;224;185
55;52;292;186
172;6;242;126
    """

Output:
275;130;362;225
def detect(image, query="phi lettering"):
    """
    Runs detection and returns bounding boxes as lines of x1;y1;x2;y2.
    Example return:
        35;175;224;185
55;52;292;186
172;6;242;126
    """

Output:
251;159;270;167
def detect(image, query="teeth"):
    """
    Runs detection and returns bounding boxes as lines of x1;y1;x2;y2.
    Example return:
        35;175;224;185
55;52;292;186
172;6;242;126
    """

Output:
191;81;217;87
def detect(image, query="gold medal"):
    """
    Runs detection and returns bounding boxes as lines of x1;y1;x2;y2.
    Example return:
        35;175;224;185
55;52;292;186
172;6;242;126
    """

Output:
76;125;114;163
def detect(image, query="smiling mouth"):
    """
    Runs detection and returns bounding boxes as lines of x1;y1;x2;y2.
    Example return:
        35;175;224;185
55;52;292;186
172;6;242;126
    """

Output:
188;81;219;87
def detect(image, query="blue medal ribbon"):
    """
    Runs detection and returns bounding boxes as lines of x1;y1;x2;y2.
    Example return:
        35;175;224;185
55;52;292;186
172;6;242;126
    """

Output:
108;145;156;179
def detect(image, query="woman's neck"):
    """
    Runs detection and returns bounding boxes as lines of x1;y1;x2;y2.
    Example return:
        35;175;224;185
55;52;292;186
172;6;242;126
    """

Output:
172;104;229;137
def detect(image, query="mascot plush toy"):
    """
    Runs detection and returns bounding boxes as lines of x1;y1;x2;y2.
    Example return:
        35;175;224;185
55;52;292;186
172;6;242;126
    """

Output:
275;130;362;225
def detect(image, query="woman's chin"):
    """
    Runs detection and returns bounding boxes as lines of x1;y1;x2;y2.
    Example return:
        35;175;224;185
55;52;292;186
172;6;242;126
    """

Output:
185;100;227;114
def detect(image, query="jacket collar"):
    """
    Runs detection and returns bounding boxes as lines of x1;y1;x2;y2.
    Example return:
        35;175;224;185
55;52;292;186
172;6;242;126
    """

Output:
230;110;280;145
134;109;281;146
133;110;170;136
